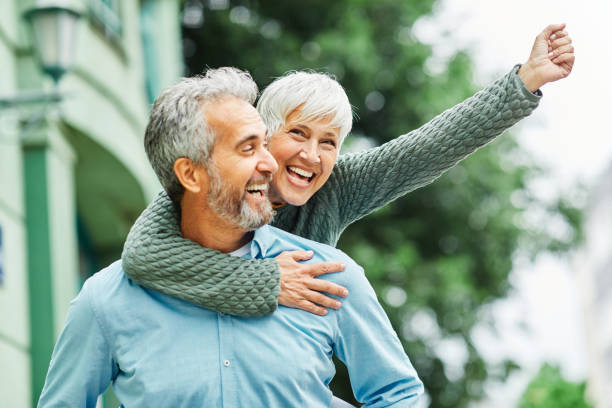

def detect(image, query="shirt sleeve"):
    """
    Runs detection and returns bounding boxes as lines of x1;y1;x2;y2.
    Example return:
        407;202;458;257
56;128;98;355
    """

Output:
331;65;541;228
121;191;281;317
37;280;117;408
333;265;423;407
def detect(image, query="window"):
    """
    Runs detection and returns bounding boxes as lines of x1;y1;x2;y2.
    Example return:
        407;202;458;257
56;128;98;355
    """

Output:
89;0;122;41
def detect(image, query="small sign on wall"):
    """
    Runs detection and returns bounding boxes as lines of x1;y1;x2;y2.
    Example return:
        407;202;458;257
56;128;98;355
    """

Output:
0;225;3;285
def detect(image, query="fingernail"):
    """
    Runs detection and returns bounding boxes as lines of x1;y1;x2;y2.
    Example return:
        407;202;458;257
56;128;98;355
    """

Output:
335;301;341;308
551;34;556;40
548;52;554;58
340;263;346;269
322;309;328;315
342;289;349;296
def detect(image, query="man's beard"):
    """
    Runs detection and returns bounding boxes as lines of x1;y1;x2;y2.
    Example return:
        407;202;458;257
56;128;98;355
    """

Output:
206;162;274;230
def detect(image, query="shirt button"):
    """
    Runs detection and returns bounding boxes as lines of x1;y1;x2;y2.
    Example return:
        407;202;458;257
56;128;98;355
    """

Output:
223;360;230;367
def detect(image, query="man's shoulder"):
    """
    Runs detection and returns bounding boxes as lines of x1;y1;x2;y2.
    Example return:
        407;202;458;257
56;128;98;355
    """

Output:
255;225;368;285
80;260;133;304
85;259;124;286
256;225;361;274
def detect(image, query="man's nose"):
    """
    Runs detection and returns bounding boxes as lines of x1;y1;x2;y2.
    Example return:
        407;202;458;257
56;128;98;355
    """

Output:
258;148;278;174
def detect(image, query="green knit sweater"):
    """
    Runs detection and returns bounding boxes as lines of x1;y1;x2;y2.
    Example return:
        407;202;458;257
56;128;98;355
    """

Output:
121;66;541;316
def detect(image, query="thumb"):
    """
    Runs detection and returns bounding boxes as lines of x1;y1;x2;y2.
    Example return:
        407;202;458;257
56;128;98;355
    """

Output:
540;23;566;39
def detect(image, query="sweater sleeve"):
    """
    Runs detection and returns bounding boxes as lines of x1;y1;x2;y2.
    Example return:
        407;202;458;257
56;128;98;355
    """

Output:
121;191;281;317
333;65;541;227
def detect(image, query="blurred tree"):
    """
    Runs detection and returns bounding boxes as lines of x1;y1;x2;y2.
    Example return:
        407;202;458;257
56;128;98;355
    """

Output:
518;364;592;408
180;0;582;406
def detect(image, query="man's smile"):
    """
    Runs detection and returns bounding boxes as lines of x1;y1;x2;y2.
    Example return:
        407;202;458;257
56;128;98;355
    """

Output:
245;182;269;199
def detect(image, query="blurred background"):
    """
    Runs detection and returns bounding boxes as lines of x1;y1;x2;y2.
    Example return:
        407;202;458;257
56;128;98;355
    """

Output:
0;0;609;407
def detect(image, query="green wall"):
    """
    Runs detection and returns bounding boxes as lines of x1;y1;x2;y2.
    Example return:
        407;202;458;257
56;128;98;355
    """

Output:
0;0;182;405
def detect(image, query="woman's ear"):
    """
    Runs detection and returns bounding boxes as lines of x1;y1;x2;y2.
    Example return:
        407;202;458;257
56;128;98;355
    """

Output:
173;158;207;194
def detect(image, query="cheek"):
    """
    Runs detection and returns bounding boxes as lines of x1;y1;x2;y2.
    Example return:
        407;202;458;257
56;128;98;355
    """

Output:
226;158;257;179
269;136;303;163
321;152;338;175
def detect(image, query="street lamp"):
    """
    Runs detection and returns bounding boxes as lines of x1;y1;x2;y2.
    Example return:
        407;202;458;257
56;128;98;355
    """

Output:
0;2;82;109
23;3;82;85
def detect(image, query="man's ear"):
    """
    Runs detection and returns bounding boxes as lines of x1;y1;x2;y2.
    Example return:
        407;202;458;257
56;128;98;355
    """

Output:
173;157;207;193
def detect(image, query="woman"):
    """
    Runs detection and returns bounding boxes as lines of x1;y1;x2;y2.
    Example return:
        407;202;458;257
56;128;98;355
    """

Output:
122;24;574;316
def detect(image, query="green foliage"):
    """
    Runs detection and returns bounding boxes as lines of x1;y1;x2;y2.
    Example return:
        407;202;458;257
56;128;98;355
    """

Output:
519;364;592;408
181;1;583;406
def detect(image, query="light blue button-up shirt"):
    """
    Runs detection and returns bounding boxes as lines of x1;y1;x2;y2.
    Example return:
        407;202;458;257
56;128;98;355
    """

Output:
38;225;423;407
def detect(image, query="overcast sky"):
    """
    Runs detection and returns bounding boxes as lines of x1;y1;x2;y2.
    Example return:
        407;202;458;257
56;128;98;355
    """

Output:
413;0;611;405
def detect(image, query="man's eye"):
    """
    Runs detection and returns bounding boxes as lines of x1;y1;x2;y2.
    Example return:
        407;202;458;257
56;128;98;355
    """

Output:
242;144;255;153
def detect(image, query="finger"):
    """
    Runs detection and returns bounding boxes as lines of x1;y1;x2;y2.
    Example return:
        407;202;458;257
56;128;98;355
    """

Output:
550;30;568;41
283;250;314;262
552;53;575;66
296;299;328;316
551;37;571;49
550;44;574;59
307;279;349;297
303;290;342;309
540;23;566;40
307;261;346;277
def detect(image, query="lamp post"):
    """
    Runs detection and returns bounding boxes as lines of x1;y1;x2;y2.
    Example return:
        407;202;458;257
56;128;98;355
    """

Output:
0;2;82;108
23;3;82;85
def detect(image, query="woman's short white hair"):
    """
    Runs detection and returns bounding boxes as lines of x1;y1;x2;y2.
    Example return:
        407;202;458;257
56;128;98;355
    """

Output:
145;67;258;203
257;71;353;144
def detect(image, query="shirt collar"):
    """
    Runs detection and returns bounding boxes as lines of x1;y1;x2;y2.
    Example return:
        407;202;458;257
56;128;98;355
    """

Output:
248;225;275;259
229;241;251;258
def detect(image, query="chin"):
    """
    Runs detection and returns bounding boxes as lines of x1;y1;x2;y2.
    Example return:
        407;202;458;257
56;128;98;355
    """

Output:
280;191;311;207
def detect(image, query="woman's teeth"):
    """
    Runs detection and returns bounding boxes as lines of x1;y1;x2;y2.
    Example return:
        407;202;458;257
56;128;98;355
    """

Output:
288;166;314;180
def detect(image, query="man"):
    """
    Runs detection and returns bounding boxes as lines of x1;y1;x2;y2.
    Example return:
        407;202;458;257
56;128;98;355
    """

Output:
38;67;423;407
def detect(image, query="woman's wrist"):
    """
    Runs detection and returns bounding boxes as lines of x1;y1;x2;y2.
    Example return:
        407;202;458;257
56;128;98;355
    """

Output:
517;62;544;93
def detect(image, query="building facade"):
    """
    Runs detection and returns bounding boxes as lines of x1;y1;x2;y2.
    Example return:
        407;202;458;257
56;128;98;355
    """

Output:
0;1;182;406
576;165;612;408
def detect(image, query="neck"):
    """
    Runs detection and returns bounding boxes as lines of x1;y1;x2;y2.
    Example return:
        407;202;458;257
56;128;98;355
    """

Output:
268;186;285;207
180;193;252;253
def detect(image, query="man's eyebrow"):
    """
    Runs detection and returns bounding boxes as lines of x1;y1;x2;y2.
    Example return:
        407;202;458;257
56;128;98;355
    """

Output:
235;134;259;147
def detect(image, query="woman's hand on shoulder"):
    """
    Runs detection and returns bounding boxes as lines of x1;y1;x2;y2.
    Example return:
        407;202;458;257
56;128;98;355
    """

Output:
519;23;575;92
276;250;348;316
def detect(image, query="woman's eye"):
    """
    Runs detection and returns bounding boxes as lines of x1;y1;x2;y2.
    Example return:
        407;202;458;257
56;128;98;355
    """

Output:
322;140;337;148
289;129;305;137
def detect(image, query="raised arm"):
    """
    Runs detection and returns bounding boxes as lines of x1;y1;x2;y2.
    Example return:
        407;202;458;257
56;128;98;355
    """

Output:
331;24;573;228
332;65;539;226
122;191;347;317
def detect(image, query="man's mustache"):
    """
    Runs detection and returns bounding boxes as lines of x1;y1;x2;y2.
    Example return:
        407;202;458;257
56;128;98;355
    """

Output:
247;174;273;186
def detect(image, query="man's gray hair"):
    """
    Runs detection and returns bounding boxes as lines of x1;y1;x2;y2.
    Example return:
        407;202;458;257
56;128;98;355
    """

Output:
257;71;353;145
144;67;258;203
